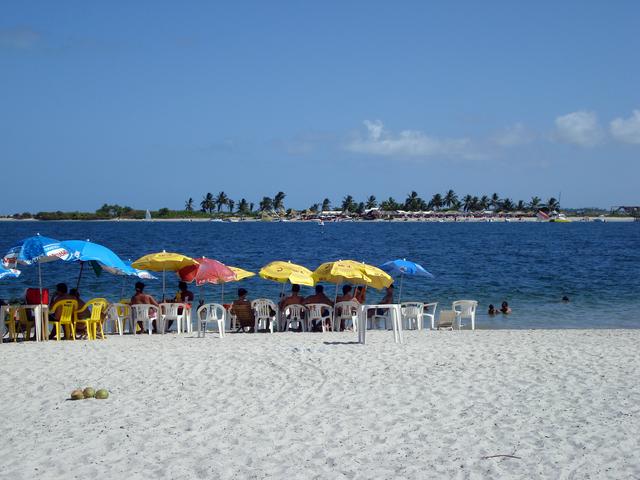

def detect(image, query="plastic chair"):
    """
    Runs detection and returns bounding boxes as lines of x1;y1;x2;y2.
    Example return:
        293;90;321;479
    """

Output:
130;304;160;335
106;303;131;335
50;300;78;341
452;300;478;330
370;308;392;330
76;298;109;340
305;303;334;332
196;303;226;338
251;299;278;333
400;302;424;330
436;310;459;330
423;302;438;330
281;304;306;332
333;301;359;332
4;307;20;342
159;302;188;334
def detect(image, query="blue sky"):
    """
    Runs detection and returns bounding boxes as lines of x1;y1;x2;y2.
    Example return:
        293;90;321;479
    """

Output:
1;0;639;212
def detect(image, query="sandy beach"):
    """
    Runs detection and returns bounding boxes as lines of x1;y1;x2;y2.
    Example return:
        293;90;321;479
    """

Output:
2;329;639;479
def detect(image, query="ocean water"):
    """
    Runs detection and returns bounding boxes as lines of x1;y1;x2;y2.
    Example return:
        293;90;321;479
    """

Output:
1;221;638;329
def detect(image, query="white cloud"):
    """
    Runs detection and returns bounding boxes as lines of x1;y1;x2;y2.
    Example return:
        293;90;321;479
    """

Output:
554;111;604;147
0;28;40;49
491;123;534;147
610;110;640;144
346;120;478;159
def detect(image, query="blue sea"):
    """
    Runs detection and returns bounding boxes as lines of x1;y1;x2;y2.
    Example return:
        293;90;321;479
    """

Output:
1;221;639;329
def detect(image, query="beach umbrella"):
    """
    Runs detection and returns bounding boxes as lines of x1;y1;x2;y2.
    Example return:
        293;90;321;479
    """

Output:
259;261;315;287
131;251;198;299
0;266;21;280
3;234;73;305
379;258;434;302
313;260;393;290
178;257;236;303
61;240;131;288
178;258;236;286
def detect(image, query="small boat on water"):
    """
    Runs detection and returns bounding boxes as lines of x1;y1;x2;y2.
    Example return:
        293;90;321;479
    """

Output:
550;213;571;223
594;215;607;223
144;209;152;221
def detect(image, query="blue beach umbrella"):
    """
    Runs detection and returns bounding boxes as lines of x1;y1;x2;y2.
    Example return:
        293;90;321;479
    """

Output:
0;266;21;280
379;258;434;302
3;234;73;304
61;240;156;289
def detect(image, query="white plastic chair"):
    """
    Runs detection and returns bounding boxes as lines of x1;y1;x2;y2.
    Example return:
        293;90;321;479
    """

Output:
251;299;278;333
196;303;226;338
130;304;160;335
452;300;478;330
423;302;438;330
105;303;130;335
305;303;334;332
334;301;359;332
159;302;188;334
436;310;459;330
370;308;392;329
281;304;306;332
400;302;424;330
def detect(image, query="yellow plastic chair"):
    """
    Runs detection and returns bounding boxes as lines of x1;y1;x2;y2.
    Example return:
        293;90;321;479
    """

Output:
76;298;109;340
5;307;34;342
5;307;19;342
50;300;78;341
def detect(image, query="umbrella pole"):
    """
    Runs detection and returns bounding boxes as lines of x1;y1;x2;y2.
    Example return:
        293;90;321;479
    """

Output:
221;283;224;304
398;274;404;303
76;261;85;290
162;268;166;301
37;261;43;342
120;275;126;299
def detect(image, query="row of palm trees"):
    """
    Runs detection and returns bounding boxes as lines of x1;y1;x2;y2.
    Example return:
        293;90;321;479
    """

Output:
185;190;560;215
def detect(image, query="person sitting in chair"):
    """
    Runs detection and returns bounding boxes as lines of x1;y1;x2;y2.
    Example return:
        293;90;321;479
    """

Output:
130;282;160;333
230;288;255;333
303;285;334;331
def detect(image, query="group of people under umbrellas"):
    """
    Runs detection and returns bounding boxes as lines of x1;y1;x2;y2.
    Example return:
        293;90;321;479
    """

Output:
2;235;433;338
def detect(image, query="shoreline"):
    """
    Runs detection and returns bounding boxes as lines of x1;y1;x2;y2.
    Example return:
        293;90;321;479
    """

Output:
0;216;636;223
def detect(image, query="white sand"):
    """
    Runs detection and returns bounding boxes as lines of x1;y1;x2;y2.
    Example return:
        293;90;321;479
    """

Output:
2;330;639;479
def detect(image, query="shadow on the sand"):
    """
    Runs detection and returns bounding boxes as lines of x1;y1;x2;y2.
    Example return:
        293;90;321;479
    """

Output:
323;341;360;345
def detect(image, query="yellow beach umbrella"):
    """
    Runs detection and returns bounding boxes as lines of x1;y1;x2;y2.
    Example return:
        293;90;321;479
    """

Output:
259;261;315;287
228;267;255;281
313;259;393;290
132;250;198;298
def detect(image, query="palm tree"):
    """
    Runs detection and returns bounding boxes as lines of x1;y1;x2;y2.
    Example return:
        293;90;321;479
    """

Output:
501;198;514;212
227;199;235;213
404;191;423;211
249;202;254;213
490;192;500;210
215;191;229;212
342;195;356;213
479;195;490;210
462;194;473;212
516;200;526;211
238;198;249;214
365;195;377;209
200;193;214;214
444;189;458;209
273;191;286;212
321;198;331;212
529;196;541;211
547;197;560;211
470;196;480;212
430;193;444;211
259;197;273;212
380;197;400;211
356;202;365;214
185;198;194;212
309;203;319;212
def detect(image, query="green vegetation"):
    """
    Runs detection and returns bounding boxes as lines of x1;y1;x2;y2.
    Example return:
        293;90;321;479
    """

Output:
4;190;634;220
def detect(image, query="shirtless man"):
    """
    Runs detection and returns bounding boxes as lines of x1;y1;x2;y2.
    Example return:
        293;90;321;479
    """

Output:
130;282;160;333
279;284;305;309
